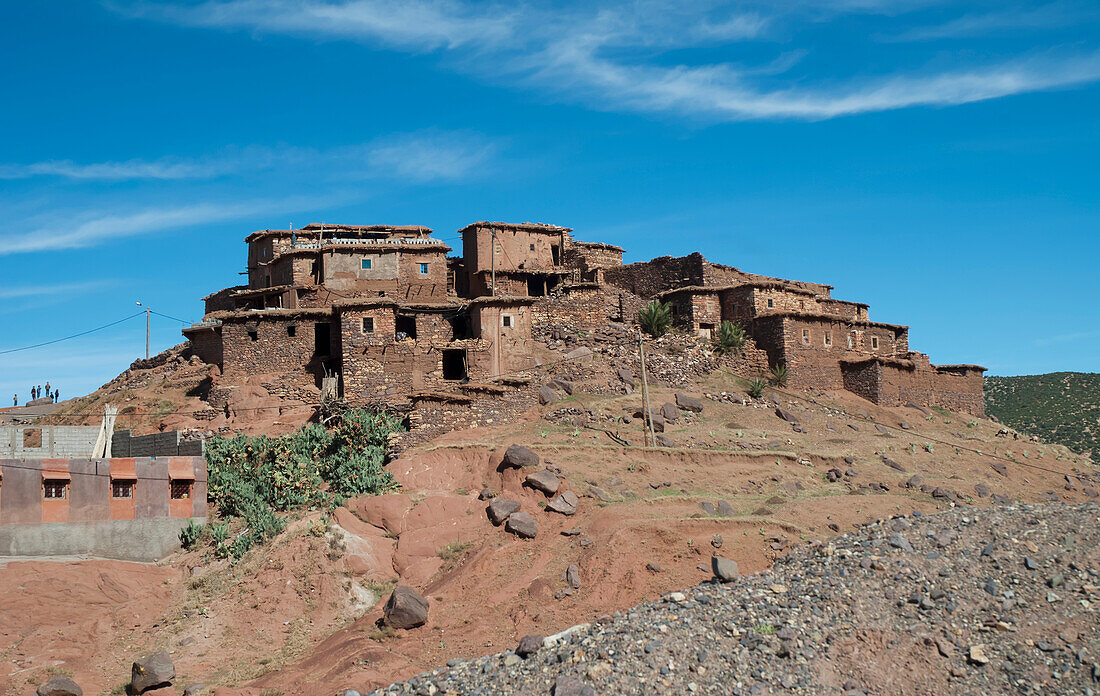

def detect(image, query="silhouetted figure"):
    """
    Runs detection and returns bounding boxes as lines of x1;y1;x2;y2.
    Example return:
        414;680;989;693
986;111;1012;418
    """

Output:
54;389;59;403
12;394;16;407
45;381;51;395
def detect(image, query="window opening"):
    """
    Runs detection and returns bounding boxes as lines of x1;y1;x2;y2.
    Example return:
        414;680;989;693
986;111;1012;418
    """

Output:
361;317;374;334
170;480;193;500
112;480;135;499
395;315;417;340
44;480;68;499
442;349;468;380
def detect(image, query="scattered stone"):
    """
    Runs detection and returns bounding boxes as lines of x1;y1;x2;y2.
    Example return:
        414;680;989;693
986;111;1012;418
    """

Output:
502;444;539;469
675;392;704;412
36;676;82;696
968;645;990;665
551;378;575;395
888;533;913;552
905;474;924;488
553;675;596;696
898;421;912;430
383;586;429;629
565;346;593;360
775;408;800;424
517;634;544;658
655;434;674;448
506;511;538;539
547;491;580;516
646;562;662;573
539;386;558;405
660;402;681;422
699;501;717;515
478;487;495;501
566;564;581;589
974;483;991;498
588;486;613;503
525;469;560;495
184;686;208;696
716;500;735;516
712;556;739;583
617;369;636;388
991;462;1008;477
487;498;522;526
875;424;892;436
131;650;175;694
881;456;906;473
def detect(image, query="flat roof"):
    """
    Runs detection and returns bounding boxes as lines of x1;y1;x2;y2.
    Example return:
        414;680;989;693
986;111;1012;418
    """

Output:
754;311;908;332
457;221;573;234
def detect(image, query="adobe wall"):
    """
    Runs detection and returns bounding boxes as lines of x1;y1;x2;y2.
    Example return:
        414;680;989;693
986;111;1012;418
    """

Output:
185;326;223;367
471;303;536;376
323;249;448;300
841;362;985;417
532;285;609;338
221;317;328;378
604;254;705;298
463;225;568;274
565;242;623;270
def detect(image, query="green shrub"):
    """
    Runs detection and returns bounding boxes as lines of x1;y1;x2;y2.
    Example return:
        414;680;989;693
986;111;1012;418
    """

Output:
637;301;672;337
179;519;204;549
769;363;789;387
200;409;404;559
713;320;747;354
746;377;767;399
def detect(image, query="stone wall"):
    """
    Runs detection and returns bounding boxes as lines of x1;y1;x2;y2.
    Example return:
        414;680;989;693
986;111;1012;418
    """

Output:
221;315;329;379
841;360;985;417
185;325;223;367
605;254;706;298
532;285;610;338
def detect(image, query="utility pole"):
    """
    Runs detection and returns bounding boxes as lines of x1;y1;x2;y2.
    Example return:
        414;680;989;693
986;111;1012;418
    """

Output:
638;330;655;448
136;301;150;359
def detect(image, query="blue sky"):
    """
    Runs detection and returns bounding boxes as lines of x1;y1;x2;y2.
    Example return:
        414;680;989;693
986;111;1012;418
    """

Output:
1;0;1098;401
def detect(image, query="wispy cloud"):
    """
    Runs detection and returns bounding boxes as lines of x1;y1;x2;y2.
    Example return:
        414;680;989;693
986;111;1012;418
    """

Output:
885;2;1098;42
1;198;320;256
0;281;115;300
112;0;1100;121
1034;328;1100;347
0;131;499;182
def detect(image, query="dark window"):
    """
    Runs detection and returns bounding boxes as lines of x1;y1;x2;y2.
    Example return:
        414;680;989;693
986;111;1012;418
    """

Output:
502;314;513;328
529;243;536;251
247;328;258;341
361;317;374;334
824;331;832;347
170;480;193;500
442;349;468;380
112;479;135;499
449;314;472;340
395;315;417;340
802;329;810;345
767;298;775;308
362;258;373;270
44;480;68;499
526;277;546;296
286;325;296;337
871;336;879;350
419;262;429;274
314;323;331;356
551;245;561;265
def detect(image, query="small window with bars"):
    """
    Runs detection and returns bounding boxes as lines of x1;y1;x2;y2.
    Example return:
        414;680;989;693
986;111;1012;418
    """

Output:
170;480;193;500
44;480;68;499
112;479;135;499
801;328;810;345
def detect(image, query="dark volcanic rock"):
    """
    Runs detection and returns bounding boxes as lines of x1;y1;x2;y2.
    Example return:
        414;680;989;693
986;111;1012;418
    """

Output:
505;511;538;539
36;676;82;696
131;650;175;694
487;498;522;526
383;585;429;629
525;469;561;495
502;444;539;469
675;392;704;412
546;491;579;516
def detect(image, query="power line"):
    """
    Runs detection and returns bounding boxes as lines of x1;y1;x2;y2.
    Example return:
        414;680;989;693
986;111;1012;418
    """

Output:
149;309;192;325
0;312;145;356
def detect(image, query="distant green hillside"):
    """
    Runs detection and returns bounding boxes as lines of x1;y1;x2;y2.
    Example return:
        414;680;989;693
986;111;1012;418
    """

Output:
984;372;1099;456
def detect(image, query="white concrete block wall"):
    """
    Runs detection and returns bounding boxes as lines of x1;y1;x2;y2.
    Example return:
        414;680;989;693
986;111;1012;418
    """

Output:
0;426;100;457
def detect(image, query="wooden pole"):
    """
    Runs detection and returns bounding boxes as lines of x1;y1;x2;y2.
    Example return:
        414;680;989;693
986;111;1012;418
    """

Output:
638;331;655;447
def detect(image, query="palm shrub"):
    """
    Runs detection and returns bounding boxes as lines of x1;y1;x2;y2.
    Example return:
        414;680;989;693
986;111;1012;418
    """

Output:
637;301;672;338
746;377;768;399
714;320;747;354
769;363;789;387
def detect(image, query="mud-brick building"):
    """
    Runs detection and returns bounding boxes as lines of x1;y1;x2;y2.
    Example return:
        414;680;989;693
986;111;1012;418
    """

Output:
184;219;985;418
606;254;986;415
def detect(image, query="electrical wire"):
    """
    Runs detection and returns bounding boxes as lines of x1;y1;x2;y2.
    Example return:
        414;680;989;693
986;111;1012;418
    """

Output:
0;312;146;355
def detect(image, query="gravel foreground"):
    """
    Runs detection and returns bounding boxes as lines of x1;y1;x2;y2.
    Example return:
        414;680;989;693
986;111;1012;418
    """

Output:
370;502;1100;696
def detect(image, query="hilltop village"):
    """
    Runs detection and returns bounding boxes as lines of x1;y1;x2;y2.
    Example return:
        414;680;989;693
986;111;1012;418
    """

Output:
183;221;986;433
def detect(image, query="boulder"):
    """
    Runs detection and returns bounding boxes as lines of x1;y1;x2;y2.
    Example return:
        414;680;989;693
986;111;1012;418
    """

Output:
975;482;991;498
502;444;539;469
716;500;735;516
36;676;82;696
131;650;175;695
712;556;739;583
517;634;544;658
525;469;560;496
655;434;674;448
565;346;593;360
551;378;575;395
659;402;680;422
905;474;925;488
646;412;665;433
775;408;800;424
487;498;521;526
538;386;558;405
674;392;704;413
566;564;581;589
505;511;538;539
478;487;495;500
616;369;636;388
383;585;429;629
991;462;1008;476
699;501;717;515
546;490;579;516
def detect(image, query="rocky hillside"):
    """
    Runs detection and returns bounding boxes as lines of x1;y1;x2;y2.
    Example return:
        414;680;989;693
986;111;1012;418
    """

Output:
986;372;1100;456
371;501;1100;696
